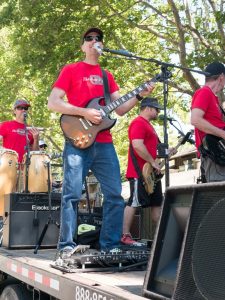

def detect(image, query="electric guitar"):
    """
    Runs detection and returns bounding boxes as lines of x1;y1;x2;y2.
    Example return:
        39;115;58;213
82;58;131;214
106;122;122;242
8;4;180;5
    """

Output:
201;134;225;166
142;132;192;194
60;73;166;149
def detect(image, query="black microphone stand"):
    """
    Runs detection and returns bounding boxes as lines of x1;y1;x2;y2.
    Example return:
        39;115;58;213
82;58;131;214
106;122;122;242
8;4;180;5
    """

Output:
101;48;208;189
34;161;60;254
159;66;172;187
23;113;31;193
84;176;92;216
168;120;195;145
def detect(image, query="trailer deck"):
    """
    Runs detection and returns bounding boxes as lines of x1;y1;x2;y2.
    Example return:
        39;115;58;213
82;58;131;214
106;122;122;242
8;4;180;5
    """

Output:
0;247;149;300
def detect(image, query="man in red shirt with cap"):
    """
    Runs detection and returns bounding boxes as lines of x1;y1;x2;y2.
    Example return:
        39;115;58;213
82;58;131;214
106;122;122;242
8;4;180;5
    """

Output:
191;61;225;182
0;99;39;162
0;99;39;217
48;27;155;258
122;97;163;246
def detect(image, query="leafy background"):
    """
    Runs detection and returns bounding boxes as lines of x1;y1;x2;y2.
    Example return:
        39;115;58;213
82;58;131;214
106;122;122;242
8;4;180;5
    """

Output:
0;0;224;179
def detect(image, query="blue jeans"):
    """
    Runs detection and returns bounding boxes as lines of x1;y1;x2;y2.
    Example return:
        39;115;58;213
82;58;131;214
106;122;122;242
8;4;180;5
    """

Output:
58;141;125;251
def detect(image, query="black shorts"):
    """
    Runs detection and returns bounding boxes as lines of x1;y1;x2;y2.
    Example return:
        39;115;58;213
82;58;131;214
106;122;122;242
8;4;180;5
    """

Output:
127;178;163;208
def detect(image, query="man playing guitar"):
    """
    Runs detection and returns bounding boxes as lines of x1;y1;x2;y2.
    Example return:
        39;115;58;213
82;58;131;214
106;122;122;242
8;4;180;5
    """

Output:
191;61;225;182
122;97;163;246
48;27;154;259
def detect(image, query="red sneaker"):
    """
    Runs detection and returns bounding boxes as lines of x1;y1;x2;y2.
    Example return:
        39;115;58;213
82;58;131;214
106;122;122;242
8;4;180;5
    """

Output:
121;233;144;246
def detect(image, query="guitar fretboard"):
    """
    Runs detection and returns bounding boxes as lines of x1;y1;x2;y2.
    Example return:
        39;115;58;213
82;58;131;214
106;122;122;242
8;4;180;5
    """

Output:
104;74;161;114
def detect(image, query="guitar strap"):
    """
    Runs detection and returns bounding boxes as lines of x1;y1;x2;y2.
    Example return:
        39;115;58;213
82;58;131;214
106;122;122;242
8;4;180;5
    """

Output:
101;69;111;105
129;144;143;178
219;104;225;117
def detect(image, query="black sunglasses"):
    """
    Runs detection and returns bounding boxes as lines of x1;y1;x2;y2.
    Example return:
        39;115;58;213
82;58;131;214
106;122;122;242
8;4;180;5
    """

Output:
16;106;29;111
84;35;102;42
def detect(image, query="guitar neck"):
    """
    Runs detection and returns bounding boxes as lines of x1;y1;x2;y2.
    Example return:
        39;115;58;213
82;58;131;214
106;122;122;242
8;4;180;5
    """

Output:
104;75;160;114
158;139;184;169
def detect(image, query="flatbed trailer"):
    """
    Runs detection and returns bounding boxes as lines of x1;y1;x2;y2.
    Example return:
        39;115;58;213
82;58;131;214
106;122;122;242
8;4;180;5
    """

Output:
0;247;149;300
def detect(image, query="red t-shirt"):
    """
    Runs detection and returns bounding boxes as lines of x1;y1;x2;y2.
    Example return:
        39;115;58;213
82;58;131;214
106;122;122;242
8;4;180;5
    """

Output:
53;61;119;143
126;116;159;178
0;120;34;162
191;86;225;150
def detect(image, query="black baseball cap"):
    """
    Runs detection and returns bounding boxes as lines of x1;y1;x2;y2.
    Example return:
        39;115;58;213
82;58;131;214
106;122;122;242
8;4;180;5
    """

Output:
204;62;225;78
82;27;103;42
140;97;163;110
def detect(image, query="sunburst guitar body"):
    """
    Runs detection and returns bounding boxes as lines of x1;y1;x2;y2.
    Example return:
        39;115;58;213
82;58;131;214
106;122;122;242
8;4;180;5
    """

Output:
60;97;116;149
142;162;163;194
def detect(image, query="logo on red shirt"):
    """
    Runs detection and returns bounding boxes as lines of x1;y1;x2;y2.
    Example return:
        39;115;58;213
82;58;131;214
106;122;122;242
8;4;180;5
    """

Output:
83;75;103;85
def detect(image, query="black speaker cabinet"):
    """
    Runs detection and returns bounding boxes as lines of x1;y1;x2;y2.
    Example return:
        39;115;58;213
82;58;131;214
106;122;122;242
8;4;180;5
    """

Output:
130;208;141;239
3;193;61;249
143;182;225;300
78;210;102;227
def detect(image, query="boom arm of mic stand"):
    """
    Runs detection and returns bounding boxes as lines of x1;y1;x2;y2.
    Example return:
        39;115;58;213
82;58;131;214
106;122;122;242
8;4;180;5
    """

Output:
168;119;185;137
102;48;209;76
169;120;195;145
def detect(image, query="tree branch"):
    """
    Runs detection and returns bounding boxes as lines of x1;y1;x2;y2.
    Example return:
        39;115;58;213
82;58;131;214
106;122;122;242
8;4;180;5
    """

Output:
167;0;199;91
207;0;225;46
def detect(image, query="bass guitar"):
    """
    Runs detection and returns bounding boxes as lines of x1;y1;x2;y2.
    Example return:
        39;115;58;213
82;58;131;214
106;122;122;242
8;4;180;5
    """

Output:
60;73;166;149
142;131;192;194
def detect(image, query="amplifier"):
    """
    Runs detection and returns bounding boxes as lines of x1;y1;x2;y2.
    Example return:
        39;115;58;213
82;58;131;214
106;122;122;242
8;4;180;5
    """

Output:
3;192;61;249
78;212;102;227
78;207;102;227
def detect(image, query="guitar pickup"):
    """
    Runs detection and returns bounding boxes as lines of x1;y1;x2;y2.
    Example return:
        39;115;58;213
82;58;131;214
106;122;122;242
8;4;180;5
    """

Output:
85;119;93;126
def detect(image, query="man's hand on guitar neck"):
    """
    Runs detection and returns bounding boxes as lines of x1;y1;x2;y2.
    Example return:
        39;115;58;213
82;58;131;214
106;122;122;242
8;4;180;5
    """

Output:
83;108;103;125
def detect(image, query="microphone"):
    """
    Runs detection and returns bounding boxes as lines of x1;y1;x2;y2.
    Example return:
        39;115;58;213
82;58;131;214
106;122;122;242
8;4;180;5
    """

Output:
158;115;176;122
23;112;27;119
102;48;132;56
93;43;132;57
93;42;103;55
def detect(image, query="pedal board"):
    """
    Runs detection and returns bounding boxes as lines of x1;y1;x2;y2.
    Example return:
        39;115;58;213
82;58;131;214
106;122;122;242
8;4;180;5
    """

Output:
51;248;150;273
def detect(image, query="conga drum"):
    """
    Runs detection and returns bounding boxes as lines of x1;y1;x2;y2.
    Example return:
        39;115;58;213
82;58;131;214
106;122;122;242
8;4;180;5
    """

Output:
23;151;51;193
0;149;18;216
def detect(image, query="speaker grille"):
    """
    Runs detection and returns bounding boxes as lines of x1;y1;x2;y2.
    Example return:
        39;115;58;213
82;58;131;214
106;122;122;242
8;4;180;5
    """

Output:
192;198;225;299
143;183;225;300
174;190;225;300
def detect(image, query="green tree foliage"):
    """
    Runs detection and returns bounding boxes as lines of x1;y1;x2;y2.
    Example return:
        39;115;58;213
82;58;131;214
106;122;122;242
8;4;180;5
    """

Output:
0;0;224;176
